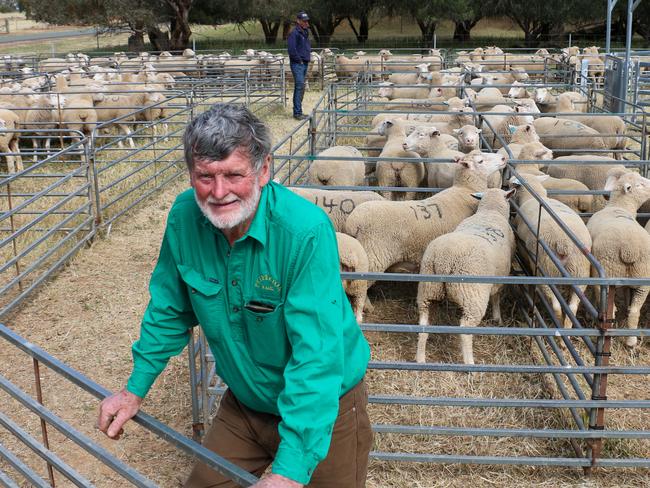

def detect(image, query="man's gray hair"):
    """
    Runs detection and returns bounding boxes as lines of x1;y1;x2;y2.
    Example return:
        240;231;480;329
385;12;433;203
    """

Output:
183;104;272;173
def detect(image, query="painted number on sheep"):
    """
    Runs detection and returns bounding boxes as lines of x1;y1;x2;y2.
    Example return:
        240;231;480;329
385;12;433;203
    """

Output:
410;203;443;220
319;197;356;215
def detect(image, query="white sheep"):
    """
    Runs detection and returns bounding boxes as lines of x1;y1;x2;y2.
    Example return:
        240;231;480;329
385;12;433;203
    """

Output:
497;124;541;160
344;151;506;278
534;88;588;113
587;169;650;347
510;174;592;327
546;155;625;211
289;187;385;232
532;118;608;157
0;108;22;173
416;188;516;364
454;125;482;153
336;232;370;324
402;126;466;189
307;146;365;187
375;120;425;200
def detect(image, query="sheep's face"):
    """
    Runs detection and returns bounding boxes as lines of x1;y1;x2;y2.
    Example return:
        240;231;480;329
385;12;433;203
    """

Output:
519;142;553;161
534;88;549;104
512;124;540;143
455;126;481;148
605;171;650;204
459;151;506;177
510;68;529;82
508;82;526;98
377;83;393;98
475;188;514;216
403;128;437;153
377;120;394;137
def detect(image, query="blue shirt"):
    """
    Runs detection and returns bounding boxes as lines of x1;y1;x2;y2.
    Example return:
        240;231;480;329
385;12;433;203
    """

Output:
287;25;311;64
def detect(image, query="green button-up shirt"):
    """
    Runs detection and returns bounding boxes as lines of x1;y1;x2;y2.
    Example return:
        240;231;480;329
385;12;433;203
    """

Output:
126;181;371;484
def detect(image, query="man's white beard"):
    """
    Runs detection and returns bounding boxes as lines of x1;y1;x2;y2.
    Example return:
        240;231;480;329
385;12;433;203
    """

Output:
195;181;261;230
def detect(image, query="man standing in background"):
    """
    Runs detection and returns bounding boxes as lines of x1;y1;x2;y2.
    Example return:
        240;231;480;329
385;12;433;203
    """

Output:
287;11;311;120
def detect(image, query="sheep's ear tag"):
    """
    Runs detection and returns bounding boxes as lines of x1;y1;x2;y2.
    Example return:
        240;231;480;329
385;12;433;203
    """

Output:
508;125;517;134
471;192;483;200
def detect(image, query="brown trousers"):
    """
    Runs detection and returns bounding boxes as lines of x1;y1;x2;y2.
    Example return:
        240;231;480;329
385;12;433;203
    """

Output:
184;380;372;488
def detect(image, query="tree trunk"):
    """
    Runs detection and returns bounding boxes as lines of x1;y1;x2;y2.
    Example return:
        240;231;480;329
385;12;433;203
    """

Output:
128;31;146;52
346;14;369;43
416;19;436;45
148;26;170;52
260;19;281;45
166;0;192;51
453;20;477;43
311;17;344;47
282;20;291;41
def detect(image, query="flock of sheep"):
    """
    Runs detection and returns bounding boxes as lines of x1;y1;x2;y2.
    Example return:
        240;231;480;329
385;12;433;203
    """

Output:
0;48;290;173
293;45;650;364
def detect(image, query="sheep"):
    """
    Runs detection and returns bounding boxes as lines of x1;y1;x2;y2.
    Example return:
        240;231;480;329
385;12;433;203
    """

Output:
375;120;425;200
534;88;588;113
587;169;650;347
497;124;540;159
344;151;507;278
555;93;627;160
365;118;459;158
289;187;385;232
336;232;369;324
416;188;517;364
454;125;482;153
546;155;625;211
540;175;594;214
507;81;532;99
307;146;365;187
402;126;467;189
481;104;531;149
377;81;433;100
335;54;368;80
509;174;592;327
0;108;22;173
509;141;553;175
387;63;431;85
473;87;507;110
370;97;468;128
532;118;608;157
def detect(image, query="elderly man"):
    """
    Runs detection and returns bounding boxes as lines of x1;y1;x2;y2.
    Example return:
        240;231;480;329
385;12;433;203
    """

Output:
97;103;372;488
287;11;312;120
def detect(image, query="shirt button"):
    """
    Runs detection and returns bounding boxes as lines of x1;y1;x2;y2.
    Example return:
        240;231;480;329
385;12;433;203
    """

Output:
233;306;239;312
231;279;237;286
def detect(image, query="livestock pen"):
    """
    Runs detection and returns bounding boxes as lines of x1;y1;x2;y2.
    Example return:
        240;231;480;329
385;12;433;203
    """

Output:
186;78;650;482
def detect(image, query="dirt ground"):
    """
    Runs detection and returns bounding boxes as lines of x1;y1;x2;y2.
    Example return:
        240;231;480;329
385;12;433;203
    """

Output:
1;89;649;487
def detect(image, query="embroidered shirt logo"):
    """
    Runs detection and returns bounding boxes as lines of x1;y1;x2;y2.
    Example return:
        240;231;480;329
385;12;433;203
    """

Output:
255;274;282;293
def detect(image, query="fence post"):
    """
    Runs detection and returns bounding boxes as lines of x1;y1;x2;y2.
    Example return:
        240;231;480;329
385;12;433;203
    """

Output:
586;286;615;475
86;133;103;227
32;359;56;486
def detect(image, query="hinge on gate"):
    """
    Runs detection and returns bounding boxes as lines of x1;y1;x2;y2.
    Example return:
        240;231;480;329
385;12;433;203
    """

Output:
591;395;608;401
595;351;612;358
589;425;605;430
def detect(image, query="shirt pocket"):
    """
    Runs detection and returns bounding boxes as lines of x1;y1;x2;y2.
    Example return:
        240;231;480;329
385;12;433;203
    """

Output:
177;264;224;342
242;298;290;369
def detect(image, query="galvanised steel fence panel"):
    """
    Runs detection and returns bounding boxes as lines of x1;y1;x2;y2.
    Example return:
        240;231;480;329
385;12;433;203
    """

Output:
0;133;95;318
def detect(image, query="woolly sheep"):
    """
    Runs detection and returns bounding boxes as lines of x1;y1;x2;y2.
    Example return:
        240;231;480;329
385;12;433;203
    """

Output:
336;232;369;324
454;125;482;153
307;146;366;187
290;187;385;232
344;151;507;278
0;108;22;173
534;88;588;113
510;174;592;327
403;126;468;188
375;120;425;200
587;169;650;347
365;118;459;158
377;81;433;100
555;93;627;160
497;124;541;159
416;188;516;364
532;118;608;157
547;155;625;211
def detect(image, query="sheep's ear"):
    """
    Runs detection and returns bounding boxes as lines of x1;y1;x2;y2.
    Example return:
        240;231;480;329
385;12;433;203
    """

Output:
453;128;460;134
524;125;532;132
471;192;483;200
534;149;548;158
505;188;517;200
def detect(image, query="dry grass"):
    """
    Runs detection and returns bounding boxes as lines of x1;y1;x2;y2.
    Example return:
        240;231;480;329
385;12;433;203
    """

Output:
1;82;649;487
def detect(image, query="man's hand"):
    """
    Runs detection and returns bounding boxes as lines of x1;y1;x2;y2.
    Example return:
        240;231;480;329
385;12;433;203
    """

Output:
97;388;143;439
251;474;303;488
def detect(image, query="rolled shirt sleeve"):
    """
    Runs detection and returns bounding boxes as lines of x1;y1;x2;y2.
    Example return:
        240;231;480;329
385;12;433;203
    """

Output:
126;217;198;398
272;221;348;484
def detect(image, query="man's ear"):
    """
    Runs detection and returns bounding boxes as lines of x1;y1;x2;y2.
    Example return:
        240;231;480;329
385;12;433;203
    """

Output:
259;154;272;187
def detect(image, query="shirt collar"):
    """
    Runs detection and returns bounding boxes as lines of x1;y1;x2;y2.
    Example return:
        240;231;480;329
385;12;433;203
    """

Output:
197;184;269;248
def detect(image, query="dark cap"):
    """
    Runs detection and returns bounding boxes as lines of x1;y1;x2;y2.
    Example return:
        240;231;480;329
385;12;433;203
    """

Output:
297;11;309;21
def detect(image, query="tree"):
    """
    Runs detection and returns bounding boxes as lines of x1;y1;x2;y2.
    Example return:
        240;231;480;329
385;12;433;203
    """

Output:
444;0;486;43
22;0;195;51
345;0;381;43
496;0;602;47
382;0;448;45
